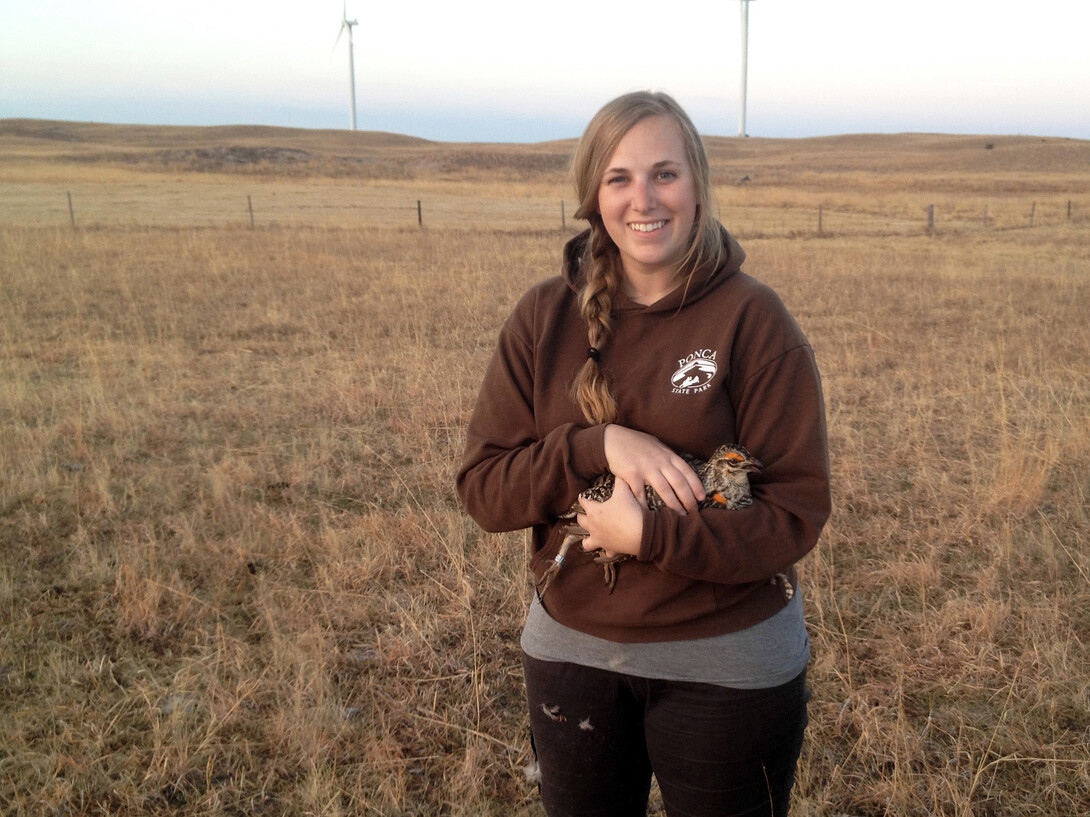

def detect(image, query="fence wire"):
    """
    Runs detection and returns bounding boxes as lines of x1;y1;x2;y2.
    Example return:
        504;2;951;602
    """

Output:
1;181;1083;236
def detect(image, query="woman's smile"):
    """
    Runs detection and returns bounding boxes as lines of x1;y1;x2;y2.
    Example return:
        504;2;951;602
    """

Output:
629;220;667;233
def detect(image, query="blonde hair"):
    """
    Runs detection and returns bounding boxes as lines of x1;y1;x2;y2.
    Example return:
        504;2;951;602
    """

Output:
569;91;723;425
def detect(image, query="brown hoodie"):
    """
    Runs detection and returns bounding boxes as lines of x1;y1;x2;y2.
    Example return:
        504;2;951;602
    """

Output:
457;227;831;643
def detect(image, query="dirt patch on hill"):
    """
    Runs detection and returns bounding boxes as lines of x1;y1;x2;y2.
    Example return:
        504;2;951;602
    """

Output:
155;146;313;170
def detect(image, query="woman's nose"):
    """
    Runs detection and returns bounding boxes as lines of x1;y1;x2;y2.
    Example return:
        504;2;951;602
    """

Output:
632;178;656;211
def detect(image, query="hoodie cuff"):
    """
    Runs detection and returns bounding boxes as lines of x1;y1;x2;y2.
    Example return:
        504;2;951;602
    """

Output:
636;507;657;562
568;423;610;480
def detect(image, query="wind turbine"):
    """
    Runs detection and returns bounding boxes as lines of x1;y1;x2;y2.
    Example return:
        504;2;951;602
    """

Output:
738;0;755;137
336;2;359;130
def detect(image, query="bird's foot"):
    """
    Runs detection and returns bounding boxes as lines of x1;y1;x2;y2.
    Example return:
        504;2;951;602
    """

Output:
593;551;632;593
537;533;581;597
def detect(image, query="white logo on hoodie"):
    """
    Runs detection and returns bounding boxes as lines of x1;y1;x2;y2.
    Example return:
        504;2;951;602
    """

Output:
671;349;718;394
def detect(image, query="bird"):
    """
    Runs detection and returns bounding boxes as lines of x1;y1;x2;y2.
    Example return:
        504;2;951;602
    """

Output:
537;444;763;596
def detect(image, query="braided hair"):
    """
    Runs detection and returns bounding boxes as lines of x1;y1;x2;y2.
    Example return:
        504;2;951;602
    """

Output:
568;91;723;425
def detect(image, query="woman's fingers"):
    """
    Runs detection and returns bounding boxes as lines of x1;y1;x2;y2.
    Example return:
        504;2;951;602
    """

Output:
603;425;705;513
577;480;644;556
643;458;706;514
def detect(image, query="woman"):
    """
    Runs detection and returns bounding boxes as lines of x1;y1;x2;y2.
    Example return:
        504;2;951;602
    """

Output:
457;91;830;817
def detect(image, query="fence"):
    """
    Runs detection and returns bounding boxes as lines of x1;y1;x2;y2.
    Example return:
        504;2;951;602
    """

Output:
2;181;1084;237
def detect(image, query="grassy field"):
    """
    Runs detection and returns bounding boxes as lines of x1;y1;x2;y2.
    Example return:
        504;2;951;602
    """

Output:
2;120;1090;816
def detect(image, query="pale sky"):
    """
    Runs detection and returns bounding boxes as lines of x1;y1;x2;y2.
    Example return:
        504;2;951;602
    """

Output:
2;0;1087;142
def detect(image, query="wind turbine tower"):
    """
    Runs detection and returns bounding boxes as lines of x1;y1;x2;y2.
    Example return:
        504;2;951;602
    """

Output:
337;2;359;130
738;0;755;137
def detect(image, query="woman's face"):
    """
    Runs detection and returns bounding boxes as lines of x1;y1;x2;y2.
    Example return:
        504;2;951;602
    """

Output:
596;115;697;293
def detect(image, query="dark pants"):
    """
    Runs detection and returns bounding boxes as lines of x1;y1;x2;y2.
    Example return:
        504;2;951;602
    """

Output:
523;654;809;817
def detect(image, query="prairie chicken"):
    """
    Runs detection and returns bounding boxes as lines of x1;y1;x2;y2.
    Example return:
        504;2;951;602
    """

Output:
537;444;766;596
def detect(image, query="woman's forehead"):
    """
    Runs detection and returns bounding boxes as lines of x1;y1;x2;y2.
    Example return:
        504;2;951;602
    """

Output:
604;116;688;170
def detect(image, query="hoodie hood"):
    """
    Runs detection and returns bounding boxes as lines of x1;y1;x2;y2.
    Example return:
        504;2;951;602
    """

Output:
561;225;746;313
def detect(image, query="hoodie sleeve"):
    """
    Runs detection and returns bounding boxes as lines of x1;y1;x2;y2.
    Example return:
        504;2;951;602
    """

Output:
456;290;610;533
639;287;831;585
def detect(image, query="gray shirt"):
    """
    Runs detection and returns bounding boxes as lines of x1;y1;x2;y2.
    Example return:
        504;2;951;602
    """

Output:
521;590;809;689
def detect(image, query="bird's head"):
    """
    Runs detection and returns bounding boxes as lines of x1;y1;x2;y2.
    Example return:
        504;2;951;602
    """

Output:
701;444;763;508
709;444;762;475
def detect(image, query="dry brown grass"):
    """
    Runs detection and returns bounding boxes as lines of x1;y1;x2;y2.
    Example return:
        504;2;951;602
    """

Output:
2;121;1089;816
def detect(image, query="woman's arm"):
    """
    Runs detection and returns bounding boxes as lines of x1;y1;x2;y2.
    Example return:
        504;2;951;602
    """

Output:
576;290;831;585
643;341;831;585
456;314;610;533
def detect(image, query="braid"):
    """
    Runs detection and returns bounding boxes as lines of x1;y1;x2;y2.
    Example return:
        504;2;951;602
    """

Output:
567;90;722;426
571;221;621;425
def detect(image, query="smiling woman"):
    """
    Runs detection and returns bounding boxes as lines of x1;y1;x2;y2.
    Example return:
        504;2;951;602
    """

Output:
457;90;831;817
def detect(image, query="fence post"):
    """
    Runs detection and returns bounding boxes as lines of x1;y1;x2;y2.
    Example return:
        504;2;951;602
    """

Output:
983;205;988;228
417;200;423;227
247;195;255;229
1029;202;1036;228
1069;200;1073;220
927;204;935;235
67;192;76;230
817;205;823;236
561;200;566;231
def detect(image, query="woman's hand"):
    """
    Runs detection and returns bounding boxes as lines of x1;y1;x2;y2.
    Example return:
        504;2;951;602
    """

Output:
602;425;705;514
577;477;646;557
